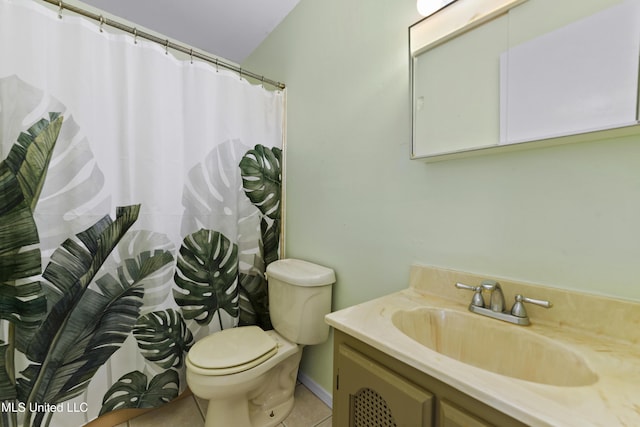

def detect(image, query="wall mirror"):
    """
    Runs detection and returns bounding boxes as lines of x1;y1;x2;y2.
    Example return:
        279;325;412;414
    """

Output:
410;0;640;161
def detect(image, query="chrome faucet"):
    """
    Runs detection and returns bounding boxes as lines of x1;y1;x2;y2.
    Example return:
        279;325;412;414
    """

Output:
480;280;504;313
455;280;552;326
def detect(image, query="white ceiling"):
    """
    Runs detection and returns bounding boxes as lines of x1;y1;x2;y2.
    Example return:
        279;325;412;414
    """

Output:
80;0;301;64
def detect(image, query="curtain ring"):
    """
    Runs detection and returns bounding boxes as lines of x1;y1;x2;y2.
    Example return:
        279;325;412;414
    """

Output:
133;28;138;44
215;59;219;73
58;1;63;19
239;68;243;80
261;76;265;88
99;15;104;33
165;39;169;55
189;48;194;64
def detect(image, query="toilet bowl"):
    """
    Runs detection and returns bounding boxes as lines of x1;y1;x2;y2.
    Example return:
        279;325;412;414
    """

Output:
187;328;301;427
186;259;335;427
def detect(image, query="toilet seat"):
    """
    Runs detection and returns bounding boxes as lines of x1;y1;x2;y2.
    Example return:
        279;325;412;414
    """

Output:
187;326;278;376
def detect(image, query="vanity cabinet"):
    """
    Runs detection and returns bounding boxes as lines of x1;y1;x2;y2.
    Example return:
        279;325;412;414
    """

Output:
335;342;433;426
332;330;526;427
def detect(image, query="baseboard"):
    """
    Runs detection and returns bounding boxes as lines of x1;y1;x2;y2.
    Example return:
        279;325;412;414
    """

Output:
297;371;333;409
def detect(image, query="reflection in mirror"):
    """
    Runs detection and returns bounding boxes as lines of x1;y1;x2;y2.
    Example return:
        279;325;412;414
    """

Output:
500;0;640;145
410;0;527;159
411;13;509;157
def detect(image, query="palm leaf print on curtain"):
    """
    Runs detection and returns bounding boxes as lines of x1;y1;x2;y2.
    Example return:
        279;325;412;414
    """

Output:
238;145;283;329
0;1;285;426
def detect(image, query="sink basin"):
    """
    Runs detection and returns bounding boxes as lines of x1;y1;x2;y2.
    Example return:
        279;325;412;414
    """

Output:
391;308;598;387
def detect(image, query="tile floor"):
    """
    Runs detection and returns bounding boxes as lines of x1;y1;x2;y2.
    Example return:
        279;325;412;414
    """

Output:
115;383;332;427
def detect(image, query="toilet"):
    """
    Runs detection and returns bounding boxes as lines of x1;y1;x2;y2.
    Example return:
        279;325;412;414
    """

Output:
186;258;336;427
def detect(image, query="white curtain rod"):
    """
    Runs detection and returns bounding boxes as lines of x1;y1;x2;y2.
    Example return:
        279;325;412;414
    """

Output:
41;0;286;90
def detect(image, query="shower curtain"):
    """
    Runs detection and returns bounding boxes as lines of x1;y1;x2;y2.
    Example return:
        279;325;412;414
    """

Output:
0;1;284;426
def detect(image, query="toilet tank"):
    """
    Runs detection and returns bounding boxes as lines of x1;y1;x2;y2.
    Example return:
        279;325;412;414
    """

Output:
267;259;335;345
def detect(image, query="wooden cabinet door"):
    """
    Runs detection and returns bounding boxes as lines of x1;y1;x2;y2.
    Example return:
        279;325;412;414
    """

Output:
438;400;493;427
334;343;434;427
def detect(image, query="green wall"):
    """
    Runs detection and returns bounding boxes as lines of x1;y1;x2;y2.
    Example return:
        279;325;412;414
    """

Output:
243;0;640;394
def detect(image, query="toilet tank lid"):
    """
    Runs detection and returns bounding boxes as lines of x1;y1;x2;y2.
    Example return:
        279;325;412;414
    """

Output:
266;259;336;286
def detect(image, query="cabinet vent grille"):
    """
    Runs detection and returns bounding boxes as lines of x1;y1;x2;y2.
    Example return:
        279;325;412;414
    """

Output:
352;388;397;427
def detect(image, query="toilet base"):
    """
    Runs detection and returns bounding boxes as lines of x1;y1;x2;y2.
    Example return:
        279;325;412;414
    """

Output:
205;397;252;427
203;390;295;427
200;349;302;427
248;395;295;427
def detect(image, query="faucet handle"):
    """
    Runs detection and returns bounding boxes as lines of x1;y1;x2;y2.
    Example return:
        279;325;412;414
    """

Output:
455;283;485;307
511;294;553;318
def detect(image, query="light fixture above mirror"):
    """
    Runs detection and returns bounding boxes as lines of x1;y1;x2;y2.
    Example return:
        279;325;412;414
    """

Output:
416;0;457;17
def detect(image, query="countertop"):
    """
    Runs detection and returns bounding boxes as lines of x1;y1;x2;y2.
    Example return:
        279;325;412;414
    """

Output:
325;265;640;427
